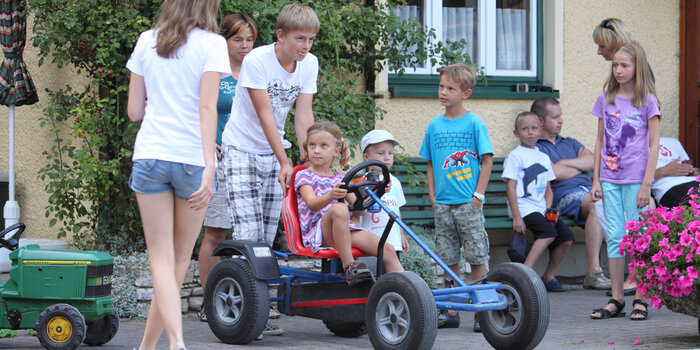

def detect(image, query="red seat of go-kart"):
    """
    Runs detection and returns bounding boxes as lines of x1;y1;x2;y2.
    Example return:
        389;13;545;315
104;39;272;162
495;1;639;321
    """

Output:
282;165;366;259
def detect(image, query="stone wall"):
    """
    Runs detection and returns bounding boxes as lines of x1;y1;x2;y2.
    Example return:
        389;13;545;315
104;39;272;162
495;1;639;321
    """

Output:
116;261;203;318
117;258;324;318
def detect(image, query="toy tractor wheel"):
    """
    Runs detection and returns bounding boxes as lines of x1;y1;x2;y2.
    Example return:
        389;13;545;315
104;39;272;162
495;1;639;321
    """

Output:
36;304;86;350
366;271;437;350
204;258;269;344
478;263;550;350
83;311;119;346
323;320;367;338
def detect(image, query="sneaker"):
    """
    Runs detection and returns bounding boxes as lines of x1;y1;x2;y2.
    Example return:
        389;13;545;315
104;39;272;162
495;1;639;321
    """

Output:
437;309;460;328
262;322;285;336
344;260;372;286
473;314;481;333
542;277;567;292
583;267;612;290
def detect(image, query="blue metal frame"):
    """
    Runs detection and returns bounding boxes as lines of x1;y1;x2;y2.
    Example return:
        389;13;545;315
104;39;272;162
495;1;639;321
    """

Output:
265;187;508;315
363;189;507;312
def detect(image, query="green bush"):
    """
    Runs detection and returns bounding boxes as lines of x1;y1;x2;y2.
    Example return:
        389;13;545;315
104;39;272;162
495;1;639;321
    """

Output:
401;224;437;288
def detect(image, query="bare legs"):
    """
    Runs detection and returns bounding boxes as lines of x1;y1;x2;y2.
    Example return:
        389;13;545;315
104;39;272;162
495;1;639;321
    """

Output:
136;192;207;350
321;203;403;272
580;195;605;278
524;237;572;281
198;227;227;292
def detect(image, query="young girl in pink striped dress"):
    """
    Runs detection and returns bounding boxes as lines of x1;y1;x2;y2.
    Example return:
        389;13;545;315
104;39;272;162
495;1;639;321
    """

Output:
295;121;403;285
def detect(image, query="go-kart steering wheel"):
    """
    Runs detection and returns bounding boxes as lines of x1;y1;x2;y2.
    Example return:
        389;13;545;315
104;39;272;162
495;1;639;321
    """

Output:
0;222;25;251
339;160;391;212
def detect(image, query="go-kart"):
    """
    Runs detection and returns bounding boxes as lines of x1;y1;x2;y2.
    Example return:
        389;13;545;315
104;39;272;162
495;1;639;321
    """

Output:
203;160;549;350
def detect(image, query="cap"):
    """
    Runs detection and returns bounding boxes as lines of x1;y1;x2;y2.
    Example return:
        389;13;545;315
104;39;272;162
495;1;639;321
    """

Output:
361;130;399;153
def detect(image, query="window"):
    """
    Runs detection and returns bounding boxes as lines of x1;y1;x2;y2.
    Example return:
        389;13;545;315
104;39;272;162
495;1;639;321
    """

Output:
389;0;557;98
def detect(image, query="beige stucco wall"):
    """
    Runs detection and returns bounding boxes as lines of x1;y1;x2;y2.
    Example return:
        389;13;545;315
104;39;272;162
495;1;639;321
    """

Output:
0;15;88;239
377;0;680;157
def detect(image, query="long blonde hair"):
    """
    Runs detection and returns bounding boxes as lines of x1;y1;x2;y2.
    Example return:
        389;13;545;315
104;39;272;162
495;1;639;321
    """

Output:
604;41;659;108
302;121;350;167
154;0;220;58
592;18;632;55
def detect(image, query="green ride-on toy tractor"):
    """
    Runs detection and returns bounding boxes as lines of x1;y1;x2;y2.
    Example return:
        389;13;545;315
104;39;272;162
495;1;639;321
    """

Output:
0;223;119;349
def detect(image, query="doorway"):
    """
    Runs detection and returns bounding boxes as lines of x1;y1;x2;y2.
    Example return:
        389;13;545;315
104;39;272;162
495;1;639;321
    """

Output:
679;0;699;164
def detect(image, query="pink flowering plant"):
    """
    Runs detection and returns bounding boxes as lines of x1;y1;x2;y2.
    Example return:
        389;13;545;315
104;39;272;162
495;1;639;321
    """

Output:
621;175;700;309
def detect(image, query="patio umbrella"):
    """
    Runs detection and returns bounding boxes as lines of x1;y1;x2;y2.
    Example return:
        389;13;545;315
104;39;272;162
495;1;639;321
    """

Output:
0;0;38;229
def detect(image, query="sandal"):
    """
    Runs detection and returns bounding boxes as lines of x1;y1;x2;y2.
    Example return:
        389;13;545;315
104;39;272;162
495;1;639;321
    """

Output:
344;260;371;286
197;310;207;322
269;305;281;319
630;299;649;321
590;299;626;319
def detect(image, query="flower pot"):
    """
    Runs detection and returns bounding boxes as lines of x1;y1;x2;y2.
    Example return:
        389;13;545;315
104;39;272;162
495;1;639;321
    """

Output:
662;286;700;318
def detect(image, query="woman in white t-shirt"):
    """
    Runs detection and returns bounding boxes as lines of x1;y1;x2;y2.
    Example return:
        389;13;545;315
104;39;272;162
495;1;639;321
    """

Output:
126;0;230;349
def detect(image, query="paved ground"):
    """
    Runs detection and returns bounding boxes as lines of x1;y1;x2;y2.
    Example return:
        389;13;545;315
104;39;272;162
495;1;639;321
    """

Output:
3;285;699;350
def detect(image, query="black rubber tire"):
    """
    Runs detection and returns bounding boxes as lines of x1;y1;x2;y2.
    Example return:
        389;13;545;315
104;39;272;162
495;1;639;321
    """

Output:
366;271;437;350
204;258;269;344
323;320;367;338
478;263;549;350
83;311;119;346
36;303;86;350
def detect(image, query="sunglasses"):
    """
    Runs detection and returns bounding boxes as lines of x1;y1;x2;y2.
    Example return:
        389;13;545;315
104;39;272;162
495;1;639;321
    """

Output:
600;19;616;33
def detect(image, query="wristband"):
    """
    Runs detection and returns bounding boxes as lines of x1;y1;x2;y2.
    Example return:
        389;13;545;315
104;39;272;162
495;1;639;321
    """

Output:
473;192;485;202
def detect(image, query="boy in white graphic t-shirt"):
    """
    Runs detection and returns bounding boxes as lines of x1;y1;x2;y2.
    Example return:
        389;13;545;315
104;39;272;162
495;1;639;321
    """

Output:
503;112;573;293
220;3;319;245
357;130;409;255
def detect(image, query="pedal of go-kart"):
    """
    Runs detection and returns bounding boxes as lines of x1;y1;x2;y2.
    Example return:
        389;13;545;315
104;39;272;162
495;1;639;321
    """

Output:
472;288;501;305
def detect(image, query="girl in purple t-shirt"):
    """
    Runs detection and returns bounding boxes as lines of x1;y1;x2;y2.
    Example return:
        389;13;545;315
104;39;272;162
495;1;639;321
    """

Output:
295;122;403;285
590;42;660;321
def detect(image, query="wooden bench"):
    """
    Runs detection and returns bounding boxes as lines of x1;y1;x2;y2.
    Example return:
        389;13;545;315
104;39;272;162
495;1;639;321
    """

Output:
392;157;578;244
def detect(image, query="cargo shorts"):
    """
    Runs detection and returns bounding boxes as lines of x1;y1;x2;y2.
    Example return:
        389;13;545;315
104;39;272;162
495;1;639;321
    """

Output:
434;202;490;266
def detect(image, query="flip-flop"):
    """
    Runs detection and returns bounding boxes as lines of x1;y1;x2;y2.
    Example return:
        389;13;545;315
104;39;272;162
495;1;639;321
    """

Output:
198;310;207;322
630;299;649;321
591;299;626;319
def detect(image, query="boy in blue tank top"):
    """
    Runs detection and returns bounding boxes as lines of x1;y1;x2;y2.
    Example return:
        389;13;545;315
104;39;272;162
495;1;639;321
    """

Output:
419;63;493;332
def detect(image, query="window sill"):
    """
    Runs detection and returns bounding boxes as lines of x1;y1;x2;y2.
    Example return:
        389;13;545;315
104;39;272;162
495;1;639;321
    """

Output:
388;73;559;99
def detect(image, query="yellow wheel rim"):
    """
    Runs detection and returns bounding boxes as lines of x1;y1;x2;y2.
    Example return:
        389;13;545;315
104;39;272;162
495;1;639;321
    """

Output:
46;315;72;343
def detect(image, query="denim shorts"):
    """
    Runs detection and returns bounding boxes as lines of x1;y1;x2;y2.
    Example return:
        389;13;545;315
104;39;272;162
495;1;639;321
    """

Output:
129;159;205;200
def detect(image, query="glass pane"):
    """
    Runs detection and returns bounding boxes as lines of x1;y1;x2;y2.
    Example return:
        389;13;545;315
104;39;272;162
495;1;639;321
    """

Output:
391;0;424;68
496;0;530;70
442;0;478;63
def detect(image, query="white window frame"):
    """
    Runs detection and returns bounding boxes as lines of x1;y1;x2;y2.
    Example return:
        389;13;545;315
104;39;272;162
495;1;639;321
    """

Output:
397;0;538;77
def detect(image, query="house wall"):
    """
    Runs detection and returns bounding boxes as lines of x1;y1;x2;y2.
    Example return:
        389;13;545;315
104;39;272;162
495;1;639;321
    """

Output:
376;0;679;158
0;14;88;239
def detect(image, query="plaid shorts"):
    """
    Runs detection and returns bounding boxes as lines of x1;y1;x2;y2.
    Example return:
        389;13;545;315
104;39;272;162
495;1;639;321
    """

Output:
222;145;282;245
434;202;490;266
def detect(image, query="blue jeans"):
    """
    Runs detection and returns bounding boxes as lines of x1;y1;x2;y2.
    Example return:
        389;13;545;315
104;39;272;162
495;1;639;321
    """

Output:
601;182;647;258
129;159;205;200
